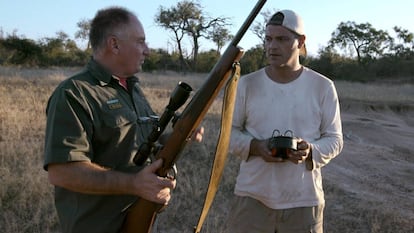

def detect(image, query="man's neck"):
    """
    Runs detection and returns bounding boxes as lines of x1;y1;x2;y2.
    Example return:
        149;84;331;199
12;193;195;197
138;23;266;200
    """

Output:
93;53;128;79
265;64;303;84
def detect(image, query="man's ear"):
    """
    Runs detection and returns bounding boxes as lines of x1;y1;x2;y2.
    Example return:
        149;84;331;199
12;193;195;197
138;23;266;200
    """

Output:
108;36;120;53
298;35;306;48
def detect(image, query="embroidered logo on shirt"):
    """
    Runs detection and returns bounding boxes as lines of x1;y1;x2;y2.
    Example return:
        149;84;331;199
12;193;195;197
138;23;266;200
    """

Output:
106;99;123;110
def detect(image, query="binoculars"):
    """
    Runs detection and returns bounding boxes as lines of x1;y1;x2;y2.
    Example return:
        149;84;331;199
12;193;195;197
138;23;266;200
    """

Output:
268;129;298;159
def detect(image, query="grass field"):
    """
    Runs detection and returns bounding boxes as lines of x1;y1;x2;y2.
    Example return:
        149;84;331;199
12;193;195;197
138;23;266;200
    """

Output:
0;66;413;233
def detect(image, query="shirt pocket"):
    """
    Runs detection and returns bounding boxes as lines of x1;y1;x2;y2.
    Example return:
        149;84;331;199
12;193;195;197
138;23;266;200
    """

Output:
101;108;138;128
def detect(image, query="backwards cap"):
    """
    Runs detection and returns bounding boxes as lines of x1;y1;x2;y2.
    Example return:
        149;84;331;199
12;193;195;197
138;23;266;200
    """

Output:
267;10;307;57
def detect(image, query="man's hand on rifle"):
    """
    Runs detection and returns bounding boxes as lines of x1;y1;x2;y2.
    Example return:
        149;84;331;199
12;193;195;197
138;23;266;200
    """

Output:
134;159;176;205
191;126;204;142
158;126;204;145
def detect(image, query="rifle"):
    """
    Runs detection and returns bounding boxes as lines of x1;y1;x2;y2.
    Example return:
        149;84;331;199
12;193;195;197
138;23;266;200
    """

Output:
122;1;267;232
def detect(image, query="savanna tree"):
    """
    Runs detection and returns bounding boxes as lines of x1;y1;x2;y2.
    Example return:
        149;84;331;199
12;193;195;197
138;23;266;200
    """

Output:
75;19;91;51
250;9;274;48
209;24;232;54
155;3;189;70
328;21;391;65
390;26;414;58
250;9;274;66
155;0;230;70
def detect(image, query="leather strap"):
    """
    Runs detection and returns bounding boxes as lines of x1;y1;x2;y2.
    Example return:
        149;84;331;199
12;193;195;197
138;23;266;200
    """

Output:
194;62;241;233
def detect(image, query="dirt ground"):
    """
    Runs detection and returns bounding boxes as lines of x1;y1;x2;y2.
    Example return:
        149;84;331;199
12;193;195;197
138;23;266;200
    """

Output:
322;99;414;232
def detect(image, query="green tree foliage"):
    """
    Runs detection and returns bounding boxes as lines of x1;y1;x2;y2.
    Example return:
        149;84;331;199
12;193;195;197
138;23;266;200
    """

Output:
143;48;182;72
328;21;392;65
155;3;190;71
155;0;230;70
38;31;89;66
75;19;92;51
209;25;232;53
309;47;365;80
1;36;41;65
195;49;220;72
250;9;274;48
0;14;413;82
0;32;89;67
389;26;414;59
309;22;413;80
240;45;266;74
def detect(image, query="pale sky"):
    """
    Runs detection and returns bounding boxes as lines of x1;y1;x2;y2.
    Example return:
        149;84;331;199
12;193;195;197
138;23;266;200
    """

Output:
1;0;413;57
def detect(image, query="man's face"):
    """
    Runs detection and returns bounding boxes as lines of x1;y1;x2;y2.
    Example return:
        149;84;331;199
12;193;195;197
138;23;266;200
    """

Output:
264;25;302;67
116;16;149;76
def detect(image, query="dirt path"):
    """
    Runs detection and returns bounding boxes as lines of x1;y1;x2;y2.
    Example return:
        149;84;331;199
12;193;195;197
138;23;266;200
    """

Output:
323;99;414;232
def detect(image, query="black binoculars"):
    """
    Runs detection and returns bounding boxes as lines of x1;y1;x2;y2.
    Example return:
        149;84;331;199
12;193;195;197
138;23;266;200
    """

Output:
268;129;298;159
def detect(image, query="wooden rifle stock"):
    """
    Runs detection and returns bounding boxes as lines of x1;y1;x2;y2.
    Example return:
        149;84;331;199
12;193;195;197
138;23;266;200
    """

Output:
122;1;267;232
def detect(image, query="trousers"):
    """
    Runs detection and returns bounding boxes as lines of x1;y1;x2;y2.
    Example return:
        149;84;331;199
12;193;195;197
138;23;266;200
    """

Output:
223;195;324;233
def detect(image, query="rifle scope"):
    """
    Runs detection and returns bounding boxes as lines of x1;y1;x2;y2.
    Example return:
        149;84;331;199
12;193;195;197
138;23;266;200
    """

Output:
133;81;192;165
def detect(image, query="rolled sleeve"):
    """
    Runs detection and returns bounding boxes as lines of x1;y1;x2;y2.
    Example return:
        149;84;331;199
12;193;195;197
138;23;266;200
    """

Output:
44;85;92;170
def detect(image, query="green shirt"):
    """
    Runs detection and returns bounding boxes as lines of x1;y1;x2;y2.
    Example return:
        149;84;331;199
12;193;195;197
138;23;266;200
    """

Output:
44;59;155;233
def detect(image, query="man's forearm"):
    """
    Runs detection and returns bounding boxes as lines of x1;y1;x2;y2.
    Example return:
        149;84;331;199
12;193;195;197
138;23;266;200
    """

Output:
47;161;135;195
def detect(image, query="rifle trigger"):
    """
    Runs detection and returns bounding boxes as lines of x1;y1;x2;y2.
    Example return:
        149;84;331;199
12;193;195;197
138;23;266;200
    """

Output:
166;164;178;180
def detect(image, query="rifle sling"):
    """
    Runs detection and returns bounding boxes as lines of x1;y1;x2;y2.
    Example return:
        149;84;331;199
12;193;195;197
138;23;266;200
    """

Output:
193;62;241;233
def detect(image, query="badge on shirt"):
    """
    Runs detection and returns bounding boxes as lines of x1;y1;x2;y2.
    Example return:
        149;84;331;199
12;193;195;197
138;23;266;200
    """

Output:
106;99;123;110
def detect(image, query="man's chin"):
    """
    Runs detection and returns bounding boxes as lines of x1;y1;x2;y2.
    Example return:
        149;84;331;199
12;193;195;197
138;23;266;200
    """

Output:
268;60;283;67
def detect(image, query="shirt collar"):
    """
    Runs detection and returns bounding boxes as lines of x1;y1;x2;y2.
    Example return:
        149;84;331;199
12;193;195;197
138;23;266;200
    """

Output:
86;58;140;86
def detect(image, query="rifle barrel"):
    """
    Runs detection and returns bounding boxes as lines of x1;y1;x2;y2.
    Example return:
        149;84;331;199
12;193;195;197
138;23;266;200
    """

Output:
231;0;267;46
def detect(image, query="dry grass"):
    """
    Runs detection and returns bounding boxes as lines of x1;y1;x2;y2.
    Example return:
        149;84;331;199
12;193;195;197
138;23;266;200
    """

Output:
0;71;63;233
0;66;413;233
335;80;414;103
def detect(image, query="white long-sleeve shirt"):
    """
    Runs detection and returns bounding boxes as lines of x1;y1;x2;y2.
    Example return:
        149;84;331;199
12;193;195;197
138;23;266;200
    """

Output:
229;67;343;209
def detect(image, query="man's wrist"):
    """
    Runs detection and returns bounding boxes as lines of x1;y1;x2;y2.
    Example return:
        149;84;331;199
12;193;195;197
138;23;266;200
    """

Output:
305;146;313;170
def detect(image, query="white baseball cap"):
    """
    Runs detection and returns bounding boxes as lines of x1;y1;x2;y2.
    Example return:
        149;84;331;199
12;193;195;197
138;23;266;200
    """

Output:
266;10;307;56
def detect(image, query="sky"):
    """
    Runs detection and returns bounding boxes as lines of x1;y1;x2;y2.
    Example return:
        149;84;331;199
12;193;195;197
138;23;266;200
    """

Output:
1;0;413;57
